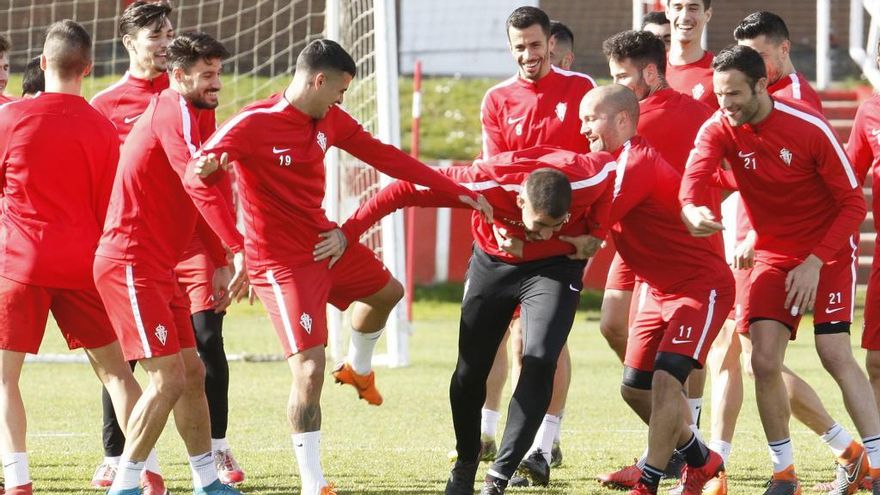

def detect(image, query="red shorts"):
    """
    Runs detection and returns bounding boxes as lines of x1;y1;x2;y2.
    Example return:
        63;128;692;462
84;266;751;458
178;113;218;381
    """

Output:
864;245;880;349
749;242;857;339
93;257;197;361
605;252;636;291
0;275;117;354
251;243;391;356
624;284;734;371
175;251;216;314
731;267;752;334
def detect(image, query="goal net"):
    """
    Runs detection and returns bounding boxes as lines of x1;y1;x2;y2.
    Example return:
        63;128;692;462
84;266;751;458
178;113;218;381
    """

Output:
2;0;408;366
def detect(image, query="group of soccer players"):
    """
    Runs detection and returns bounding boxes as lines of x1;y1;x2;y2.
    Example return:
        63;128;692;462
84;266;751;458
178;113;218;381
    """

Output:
3;0;880;494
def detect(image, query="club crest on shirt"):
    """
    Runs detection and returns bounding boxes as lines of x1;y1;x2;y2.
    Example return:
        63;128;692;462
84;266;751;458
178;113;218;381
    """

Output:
779;148;793;166
316;131;327;153
692;83;705;101
300;313;313;334
154;324;168;346
555;102;567;122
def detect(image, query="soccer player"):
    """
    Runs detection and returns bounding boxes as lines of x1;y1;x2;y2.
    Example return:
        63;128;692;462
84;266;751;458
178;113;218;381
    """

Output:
0;34;14;103
849;39;880;495
597;29;717;491
21;57;44;97
582;83;732;495
681;44;880;495
94;32;241;495
90;1;244;488
478;7;596;480
183;39;490;495
339;145;615;495
665;0;717;109
641;11;671;51
549;20;575;71
0;20;143;495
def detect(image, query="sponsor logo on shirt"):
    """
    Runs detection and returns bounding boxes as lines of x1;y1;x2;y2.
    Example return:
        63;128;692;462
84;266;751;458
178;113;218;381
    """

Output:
555;102;567;122
506;116;526;125
154;324;168;346
123;114;142;124
300;313;313;334
272;146;291;154
738;150;757;170
507;115;525;136
316;131;327;153
779;148;793;166
275;147;292;166
692;83;705;101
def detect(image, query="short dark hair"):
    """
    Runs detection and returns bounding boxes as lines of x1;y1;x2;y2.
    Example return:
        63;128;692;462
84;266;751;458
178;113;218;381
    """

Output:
167;32;229;72
22;57;44;96
712;44;767;89
43;20;92;79
734;11;790;44
550;20;574;46
119;1;172;38
507;6;551;38
603;30;667;76
295;39;357;77
525;168;572;219
0;34;10;55
641;11;669;28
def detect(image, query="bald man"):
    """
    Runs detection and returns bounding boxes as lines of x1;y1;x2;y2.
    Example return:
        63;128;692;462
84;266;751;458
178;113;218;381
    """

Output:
581;85;733;495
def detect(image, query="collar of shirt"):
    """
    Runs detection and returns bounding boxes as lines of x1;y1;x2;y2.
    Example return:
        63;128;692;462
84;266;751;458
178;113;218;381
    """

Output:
640;87;678;111
514;66;558;91
740;98;782;134
611;136;643;159
125;71;170;91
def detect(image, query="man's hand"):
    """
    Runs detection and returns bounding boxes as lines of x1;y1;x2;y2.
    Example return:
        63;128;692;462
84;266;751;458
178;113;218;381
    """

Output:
314;228;347;269
460;194;493;224
493;225;524;258
193;152;229;178
681;203;724;237
211;265;233;313
732;229;757;270
784;254;823;315
558;234;603;260
229;251;253;304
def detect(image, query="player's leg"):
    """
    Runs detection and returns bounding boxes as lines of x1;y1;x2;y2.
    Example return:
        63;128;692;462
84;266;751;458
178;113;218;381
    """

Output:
94;361;138;488
446;248;520;494
599;254;635;362
477;329;509;461
706;319;742;471
486;257;584;490
546;344;570;467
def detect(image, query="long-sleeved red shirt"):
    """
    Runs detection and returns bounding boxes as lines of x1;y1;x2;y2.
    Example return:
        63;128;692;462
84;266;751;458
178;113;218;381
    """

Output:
341;146;616;264
185;94;479;269
847;94;880;232
97;88;220;272
681;99;865;265
0;93;119;288
480;66;595;158
610;136;730;293
667;51;718;110
639;87;713;172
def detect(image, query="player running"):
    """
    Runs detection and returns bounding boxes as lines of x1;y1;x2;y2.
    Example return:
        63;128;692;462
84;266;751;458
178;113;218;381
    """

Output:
0;20;142;495
681;44;879;495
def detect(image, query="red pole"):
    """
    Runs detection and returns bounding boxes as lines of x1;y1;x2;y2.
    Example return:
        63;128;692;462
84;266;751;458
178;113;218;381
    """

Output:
405;60;422;322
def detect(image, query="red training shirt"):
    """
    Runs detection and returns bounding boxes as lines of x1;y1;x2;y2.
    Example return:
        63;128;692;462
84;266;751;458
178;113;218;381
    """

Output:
480;66;595;157
0;93;119;288
681;99;865;265
341;146;616;263
847;94;880;230
90;71;170;145
639;87;713;172
666;51;718;110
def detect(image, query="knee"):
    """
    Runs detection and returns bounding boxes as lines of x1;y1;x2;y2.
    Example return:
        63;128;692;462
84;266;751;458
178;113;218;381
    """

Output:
816;344;857;377
381;278;405;307
749;350;781;381
153;361;186;400
867;352;880;382
621;367;652;401
184;357;207;391
599;317;626;343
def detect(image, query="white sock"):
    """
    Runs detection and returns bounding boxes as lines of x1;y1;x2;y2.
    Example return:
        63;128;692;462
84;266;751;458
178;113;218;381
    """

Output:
863;435;880;469
293;431;327;494
821;423;854;457
768;438;795;473
347;330;382;375
110;458;143;490
2;452;30;488
688;398;703;425
103;455;121;467
144;449;161;475
481;408;500;439
636;448;649;469
529;414;560;464
189;451;219;488
212;437;231;452
708;440;733;465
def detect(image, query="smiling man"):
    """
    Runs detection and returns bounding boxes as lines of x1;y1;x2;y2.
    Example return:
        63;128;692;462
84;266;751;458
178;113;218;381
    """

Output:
665;0;716;109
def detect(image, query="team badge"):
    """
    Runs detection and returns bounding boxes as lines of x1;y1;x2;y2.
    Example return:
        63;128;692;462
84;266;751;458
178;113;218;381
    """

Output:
154;324;168;346
316;131;327;153
779;148;792;166
300;313;313;334
555;102;567;122
692;83;705;101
